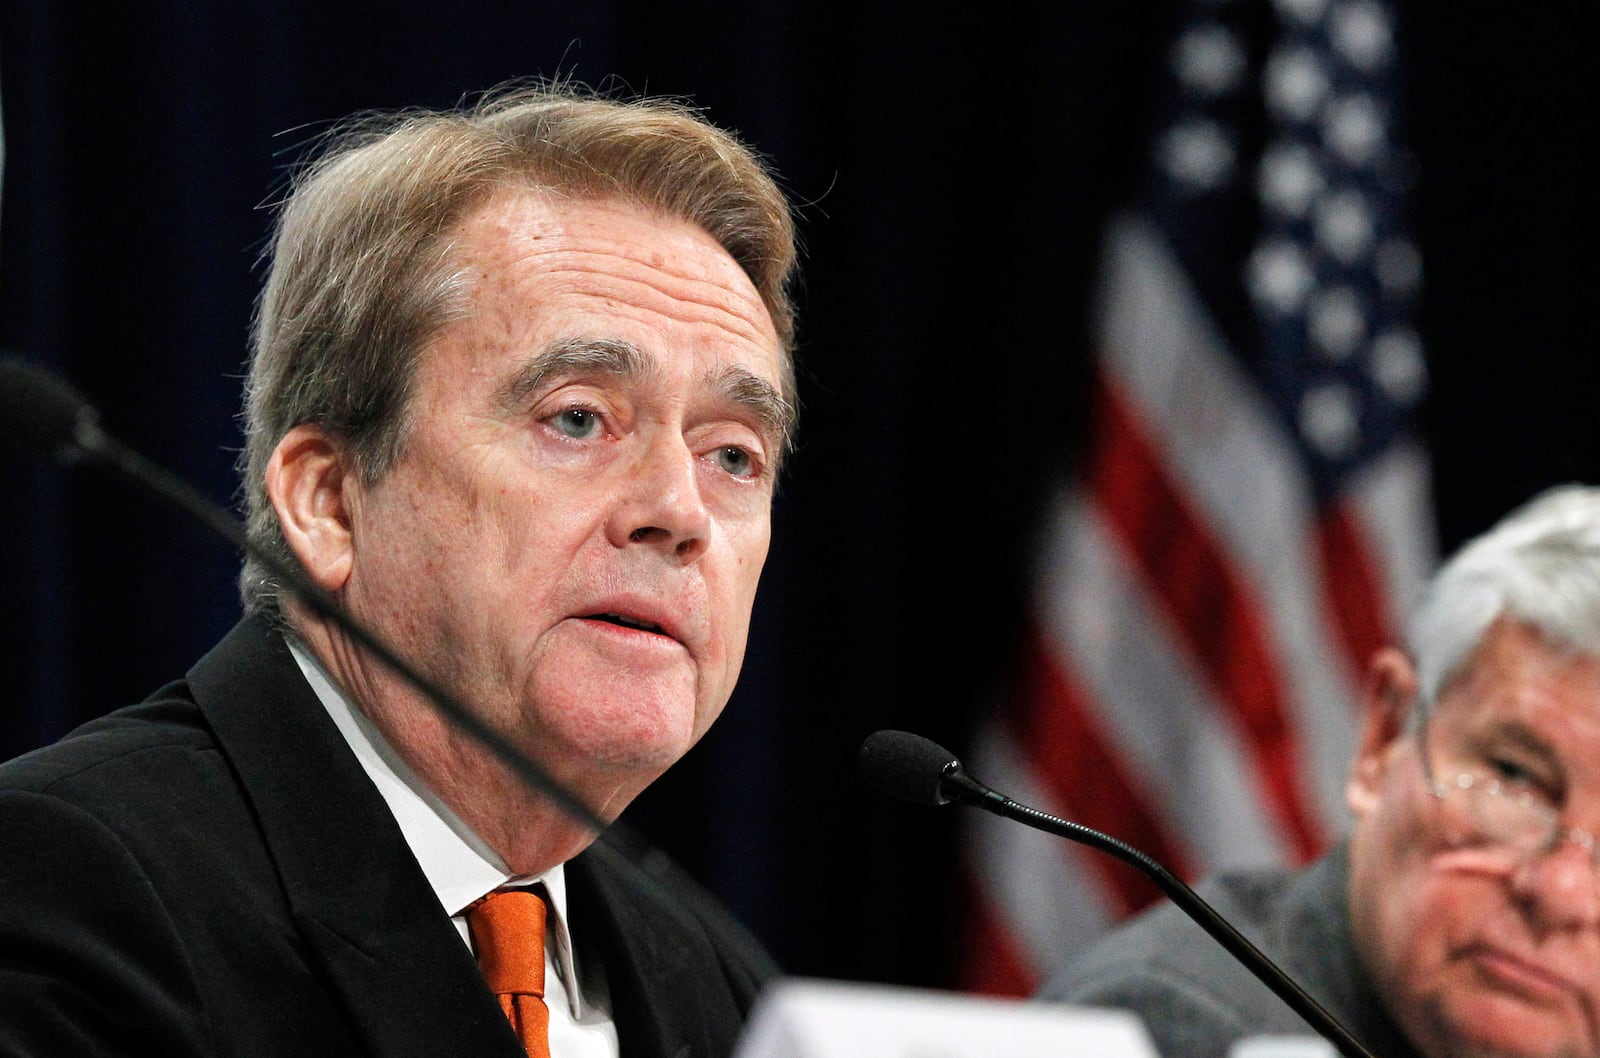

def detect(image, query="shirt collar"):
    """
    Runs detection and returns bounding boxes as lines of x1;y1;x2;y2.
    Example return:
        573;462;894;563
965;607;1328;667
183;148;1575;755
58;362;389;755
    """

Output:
288;639;587;1015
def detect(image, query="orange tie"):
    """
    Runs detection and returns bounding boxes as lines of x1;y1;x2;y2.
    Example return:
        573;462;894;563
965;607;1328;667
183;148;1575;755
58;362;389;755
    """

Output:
466;888;551;1058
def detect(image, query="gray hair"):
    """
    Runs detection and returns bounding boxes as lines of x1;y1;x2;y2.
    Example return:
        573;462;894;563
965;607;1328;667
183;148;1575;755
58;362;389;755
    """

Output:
238;84;799;620
1407;484;1600;716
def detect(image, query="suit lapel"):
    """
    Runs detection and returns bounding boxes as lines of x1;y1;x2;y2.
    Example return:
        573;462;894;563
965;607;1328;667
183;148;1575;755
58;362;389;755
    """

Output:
187;617;523;1058
568;839;744;1058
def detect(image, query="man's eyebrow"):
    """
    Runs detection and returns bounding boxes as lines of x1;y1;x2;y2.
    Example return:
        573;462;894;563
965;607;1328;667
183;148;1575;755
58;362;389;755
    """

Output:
496;336;794;457
716;366;795;457
498;338;653;408
1477;718;1563;770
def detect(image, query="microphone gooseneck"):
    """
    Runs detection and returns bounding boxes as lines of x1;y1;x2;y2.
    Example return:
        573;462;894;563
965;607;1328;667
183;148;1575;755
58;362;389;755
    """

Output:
858;729;1379;1058
0;353;607;836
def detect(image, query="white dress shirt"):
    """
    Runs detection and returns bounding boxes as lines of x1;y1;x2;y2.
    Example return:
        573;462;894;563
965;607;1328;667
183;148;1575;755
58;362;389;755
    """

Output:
290;641;620;1058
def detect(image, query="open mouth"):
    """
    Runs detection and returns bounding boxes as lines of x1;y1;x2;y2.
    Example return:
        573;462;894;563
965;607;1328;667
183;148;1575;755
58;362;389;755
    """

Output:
586;613;667;635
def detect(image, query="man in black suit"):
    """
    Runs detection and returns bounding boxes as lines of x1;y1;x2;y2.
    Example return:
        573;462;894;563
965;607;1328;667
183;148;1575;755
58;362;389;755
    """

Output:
0;85;798;1057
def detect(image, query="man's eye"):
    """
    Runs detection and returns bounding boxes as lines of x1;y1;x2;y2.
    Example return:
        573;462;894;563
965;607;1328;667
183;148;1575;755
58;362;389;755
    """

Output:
714;446;757;478
553;408;601;440
1488;756;1558;801
1490;757;1533;784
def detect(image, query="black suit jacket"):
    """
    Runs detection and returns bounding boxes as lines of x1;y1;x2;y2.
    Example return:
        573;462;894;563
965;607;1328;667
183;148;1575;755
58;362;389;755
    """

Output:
0;616;772;1057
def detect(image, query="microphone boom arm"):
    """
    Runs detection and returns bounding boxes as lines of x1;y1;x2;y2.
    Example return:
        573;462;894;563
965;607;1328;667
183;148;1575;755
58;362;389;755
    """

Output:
938;761;1379;1058
60;385;609;837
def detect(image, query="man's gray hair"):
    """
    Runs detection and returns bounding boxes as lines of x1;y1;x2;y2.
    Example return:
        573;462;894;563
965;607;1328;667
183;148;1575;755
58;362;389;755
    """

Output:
1407;484;1600;715
238;83;799;620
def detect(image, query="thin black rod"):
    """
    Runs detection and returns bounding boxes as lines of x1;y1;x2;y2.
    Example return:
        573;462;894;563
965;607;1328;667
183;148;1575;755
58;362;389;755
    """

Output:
73;419;609;837
947;776;1379;1058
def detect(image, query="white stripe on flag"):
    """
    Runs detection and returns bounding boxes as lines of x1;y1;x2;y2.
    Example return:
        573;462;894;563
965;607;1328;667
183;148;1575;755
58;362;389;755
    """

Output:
967;719;1117;982
1035;489;1288;868
1346;442;1435;639
1097;214;1360;831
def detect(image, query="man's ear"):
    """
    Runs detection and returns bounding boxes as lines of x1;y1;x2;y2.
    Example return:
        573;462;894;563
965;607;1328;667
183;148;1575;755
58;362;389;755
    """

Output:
1347;646;1419;816
265;424;355;594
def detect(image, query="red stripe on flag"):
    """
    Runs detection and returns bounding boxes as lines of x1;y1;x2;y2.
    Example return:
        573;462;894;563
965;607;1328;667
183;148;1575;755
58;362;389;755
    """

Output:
1008;619;1187;914
1316;500;1393;689
1088;369;1323;861
956;873;1038;997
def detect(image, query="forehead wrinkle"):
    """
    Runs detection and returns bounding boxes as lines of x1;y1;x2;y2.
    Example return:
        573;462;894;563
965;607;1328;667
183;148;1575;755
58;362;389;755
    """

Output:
541;259;776;350
497;337;653;409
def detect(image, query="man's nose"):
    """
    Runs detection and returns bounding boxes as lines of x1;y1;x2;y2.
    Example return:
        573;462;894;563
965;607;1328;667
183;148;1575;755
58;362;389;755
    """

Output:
1511;835;1600;932
606;434;711;562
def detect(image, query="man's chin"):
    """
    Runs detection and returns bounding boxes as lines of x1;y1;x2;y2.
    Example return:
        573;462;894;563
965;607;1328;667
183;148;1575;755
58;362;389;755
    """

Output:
528;639;704;741
531;696;700;781
1425;991;1592;1058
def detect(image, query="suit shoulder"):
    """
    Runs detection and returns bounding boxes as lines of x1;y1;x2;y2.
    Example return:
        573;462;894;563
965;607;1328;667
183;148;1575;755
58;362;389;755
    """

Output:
0;686;220;800
0;685;265;898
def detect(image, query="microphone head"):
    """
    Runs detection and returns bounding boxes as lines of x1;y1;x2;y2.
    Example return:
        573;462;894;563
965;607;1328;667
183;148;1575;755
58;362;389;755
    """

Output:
0;354;96;459
858;729;961;806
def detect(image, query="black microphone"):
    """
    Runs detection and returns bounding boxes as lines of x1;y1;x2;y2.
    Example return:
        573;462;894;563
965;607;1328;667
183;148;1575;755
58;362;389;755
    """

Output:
858;729;1379;1058
0;353;607;835
0;352;101;460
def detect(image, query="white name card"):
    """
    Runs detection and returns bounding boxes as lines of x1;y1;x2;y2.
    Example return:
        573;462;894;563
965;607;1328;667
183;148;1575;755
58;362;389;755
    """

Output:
734;978;1160;1058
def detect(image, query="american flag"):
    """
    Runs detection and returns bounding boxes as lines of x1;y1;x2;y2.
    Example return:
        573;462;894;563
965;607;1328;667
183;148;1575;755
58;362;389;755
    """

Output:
960;0;1433;994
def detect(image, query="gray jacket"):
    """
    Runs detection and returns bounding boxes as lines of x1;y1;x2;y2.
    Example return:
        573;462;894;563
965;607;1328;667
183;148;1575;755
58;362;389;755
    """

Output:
1038;846;1417;1058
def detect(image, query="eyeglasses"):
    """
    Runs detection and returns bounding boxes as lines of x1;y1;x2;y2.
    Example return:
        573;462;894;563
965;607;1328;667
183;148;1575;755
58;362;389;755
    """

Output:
1417;723;1600;869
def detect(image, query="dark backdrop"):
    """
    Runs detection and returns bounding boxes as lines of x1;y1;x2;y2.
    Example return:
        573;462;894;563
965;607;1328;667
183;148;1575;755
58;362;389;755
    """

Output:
0;1;1591;988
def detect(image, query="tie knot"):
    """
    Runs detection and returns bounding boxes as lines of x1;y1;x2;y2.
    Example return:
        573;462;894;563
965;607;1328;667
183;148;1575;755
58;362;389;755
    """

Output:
466;888;547;997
